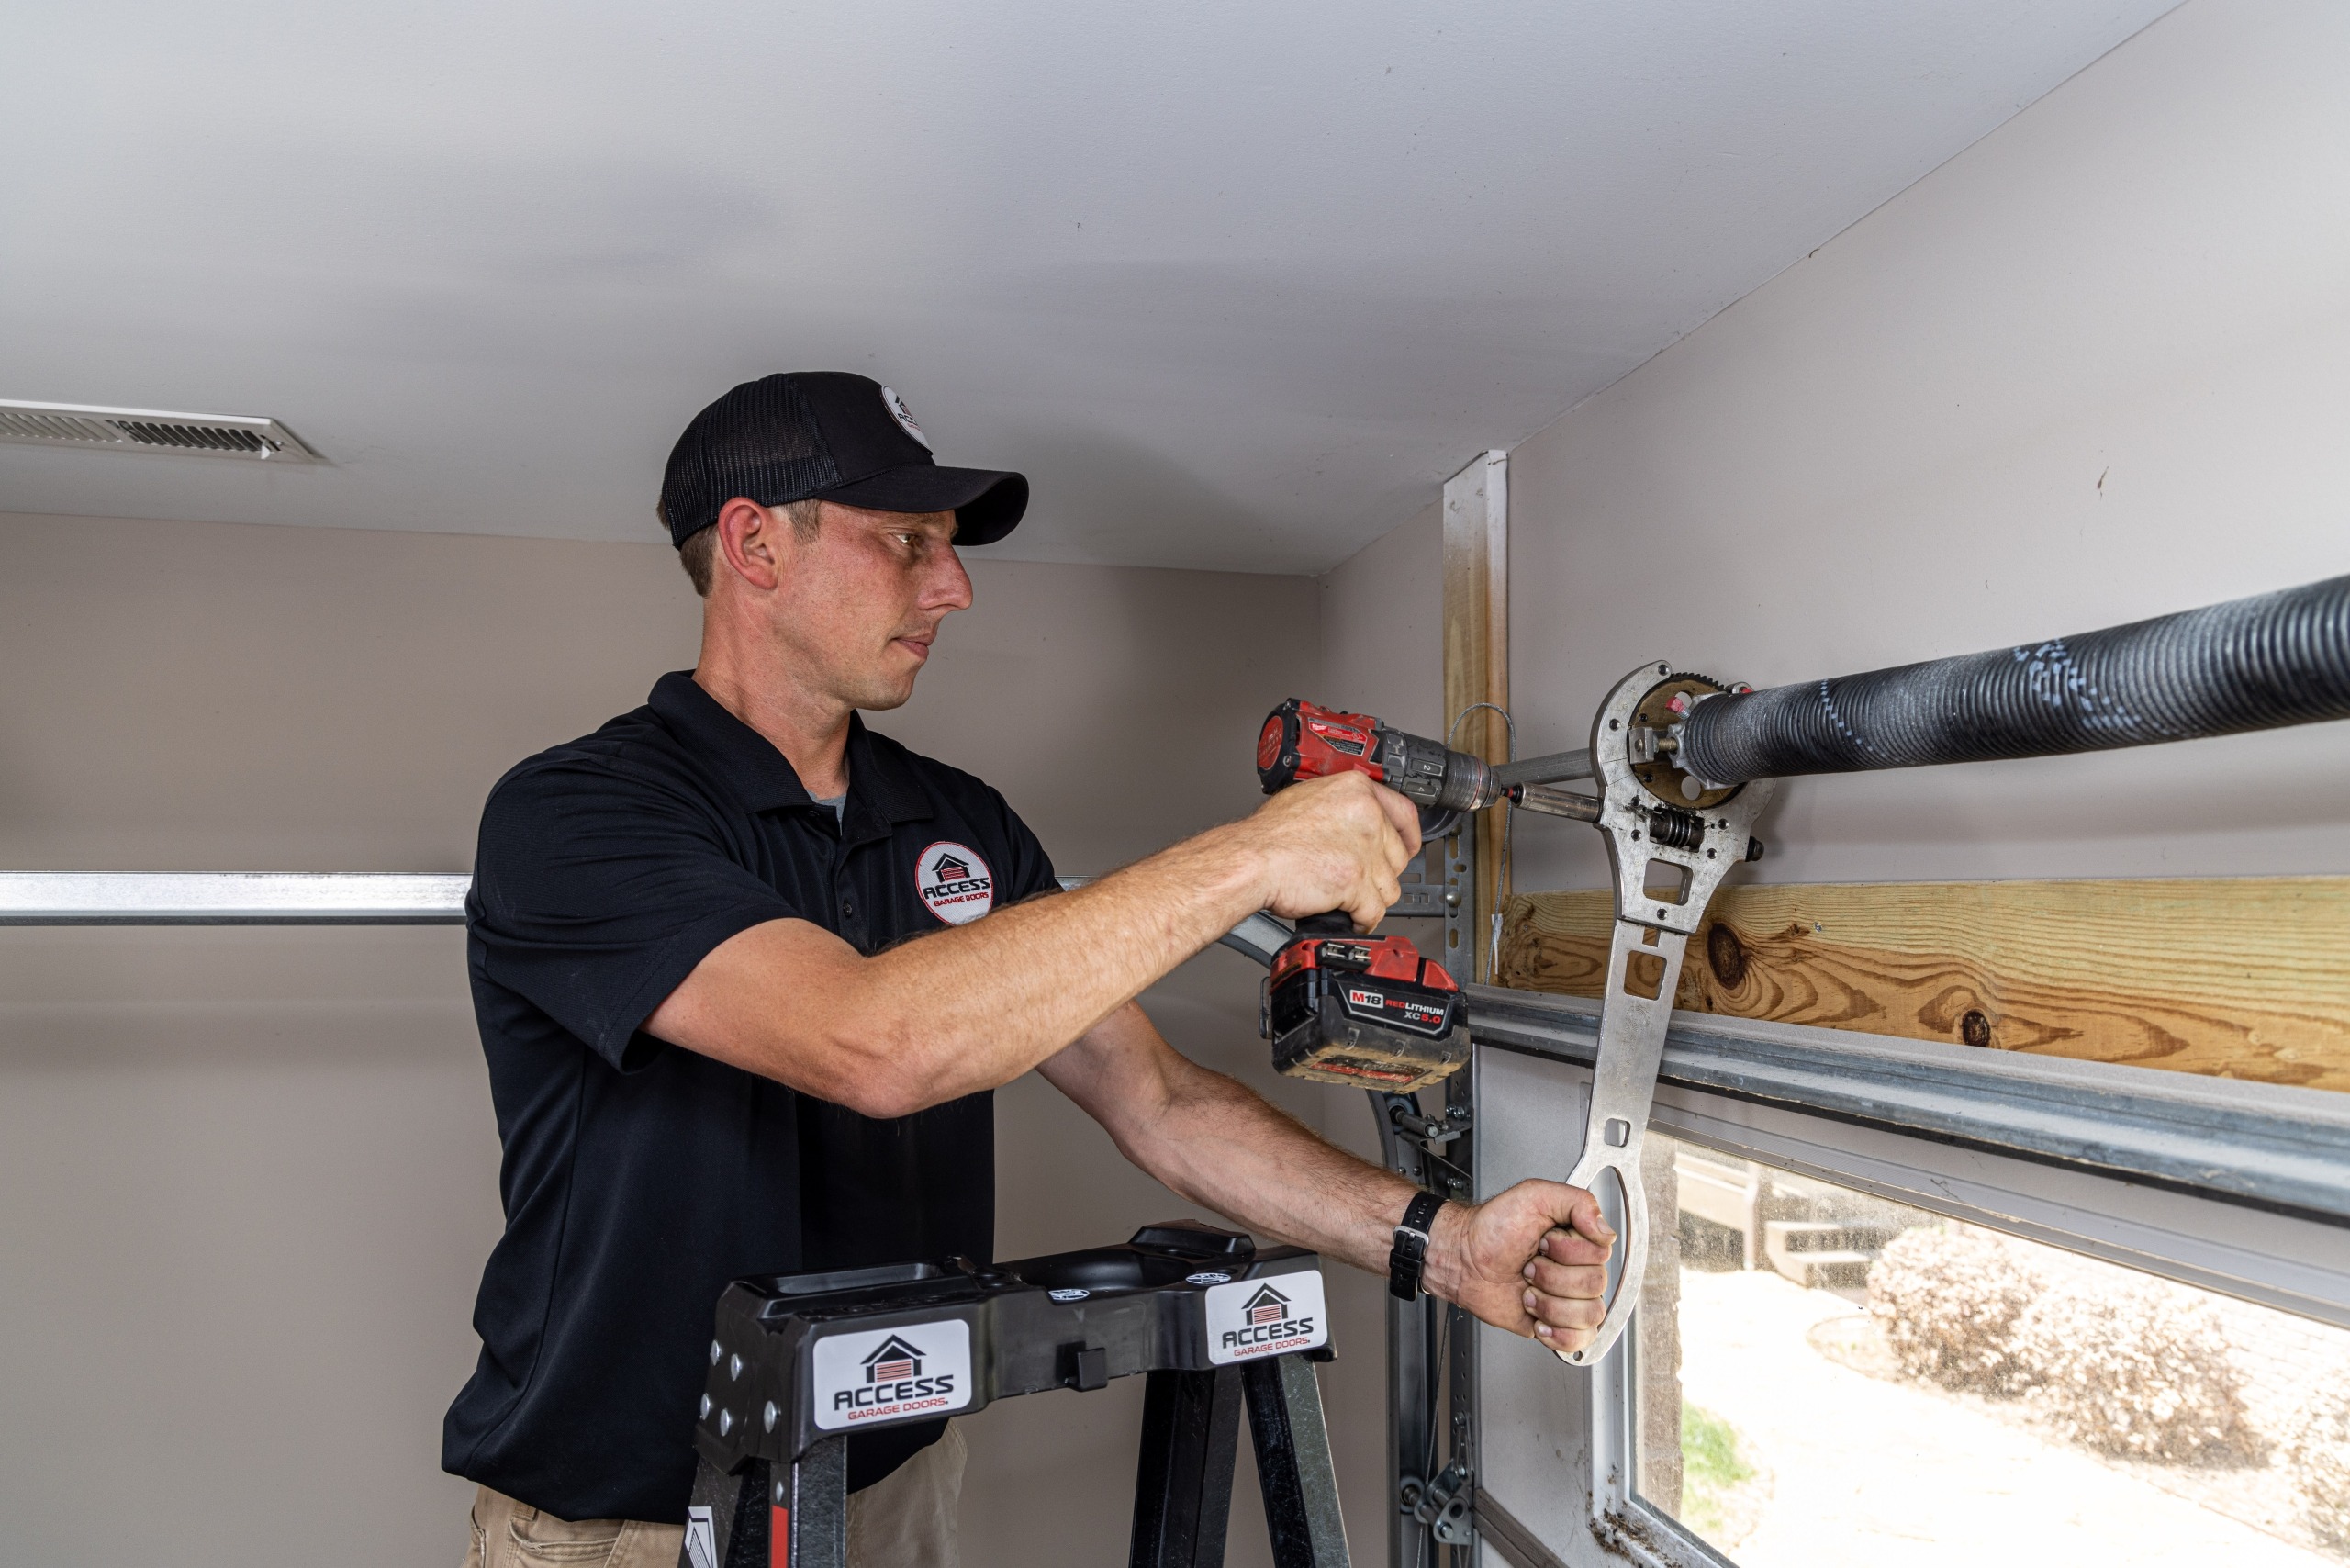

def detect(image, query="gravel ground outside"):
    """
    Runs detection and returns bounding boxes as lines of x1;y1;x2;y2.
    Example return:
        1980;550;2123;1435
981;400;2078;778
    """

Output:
1668;1268;2334;1568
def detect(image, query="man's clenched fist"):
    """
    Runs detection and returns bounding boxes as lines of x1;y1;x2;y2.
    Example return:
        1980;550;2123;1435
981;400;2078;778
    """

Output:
1418;1179;1617;1353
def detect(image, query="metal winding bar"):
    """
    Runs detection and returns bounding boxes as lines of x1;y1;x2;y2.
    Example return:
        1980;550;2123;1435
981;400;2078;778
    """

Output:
1490;748;1594;790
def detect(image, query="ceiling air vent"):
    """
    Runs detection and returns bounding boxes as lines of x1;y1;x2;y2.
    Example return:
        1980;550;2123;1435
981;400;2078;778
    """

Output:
0;399;323;463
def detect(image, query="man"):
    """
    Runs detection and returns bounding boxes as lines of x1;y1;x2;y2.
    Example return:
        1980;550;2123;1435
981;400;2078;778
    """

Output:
446;372;1611;1567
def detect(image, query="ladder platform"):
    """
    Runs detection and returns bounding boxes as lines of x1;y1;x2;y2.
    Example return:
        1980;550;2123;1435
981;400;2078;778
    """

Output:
684;1221;1349;1568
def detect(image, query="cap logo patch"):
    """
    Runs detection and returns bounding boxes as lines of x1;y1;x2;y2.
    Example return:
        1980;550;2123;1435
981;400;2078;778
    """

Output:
878;386;931;451
917;841;994;924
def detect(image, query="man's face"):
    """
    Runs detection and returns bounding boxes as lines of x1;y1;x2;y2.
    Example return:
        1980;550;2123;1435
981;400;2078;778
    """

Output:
762;500;971;711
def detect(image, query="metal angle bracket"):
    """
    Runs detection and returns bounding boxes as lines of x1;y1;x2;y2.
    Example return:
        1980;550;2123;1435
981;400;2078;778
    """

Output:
1384;1100;1472;1152
1391;835;1452;921
1398;1457;1473;1546
1554;662;1774;1368
1441;822;1476;982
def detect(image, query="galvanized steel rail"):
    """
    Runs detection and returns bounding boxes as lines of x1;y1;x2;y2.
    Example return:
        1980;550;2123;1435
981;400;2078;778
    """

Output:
9;874;2336;1226
1463;980;2350;1226
0;871;471;924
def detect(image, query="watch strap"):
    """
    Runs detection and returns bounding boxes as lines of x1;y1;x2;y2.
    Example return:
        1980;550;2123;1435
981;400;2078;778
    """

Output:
1387;1190;1448;1301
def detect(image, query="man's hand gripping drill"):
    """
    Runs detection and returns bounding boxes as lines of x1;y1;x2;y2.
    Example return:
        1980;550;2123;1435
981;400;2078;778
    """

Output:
1243;699;1621;1354
1247;678;1771;1362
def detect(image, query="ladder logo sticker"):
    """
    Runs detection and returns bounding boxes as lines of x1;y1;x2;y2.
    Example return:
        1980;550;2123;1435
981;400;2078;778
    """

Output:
813;1320;972;1430
1204;1271;1327;1365
915;841;994;924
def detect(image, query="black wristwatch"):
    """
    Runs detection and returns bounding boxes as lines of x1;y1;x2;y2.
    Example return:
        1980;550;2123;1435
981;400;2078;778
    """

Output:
1388;1191;1448;1301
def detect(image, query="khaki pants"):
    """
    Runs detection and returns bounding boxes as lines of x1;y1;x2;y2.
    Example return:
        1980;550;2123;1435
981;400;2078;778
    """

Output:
464;1424;965;1568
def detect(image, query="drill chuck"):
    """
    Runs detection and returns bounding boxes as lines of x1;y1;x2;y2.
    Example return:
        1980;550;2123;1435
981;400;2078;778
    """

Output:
1393;730;1499;814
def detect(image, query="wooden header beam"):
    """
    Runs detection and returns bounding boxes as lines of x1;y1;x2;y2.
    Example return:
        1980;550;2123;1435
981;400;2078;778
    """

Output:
1442;451;1508;983
1497;877;2350;1094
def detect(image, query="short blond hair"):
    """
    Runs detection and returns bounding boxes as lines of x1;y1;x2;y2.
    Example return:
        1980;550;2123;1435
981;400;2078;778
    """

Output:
673;499;823;598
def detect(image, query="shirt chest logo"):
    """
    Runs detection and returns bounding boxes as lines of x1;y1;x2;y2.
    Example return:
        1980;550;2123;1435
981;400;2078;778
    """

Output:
916;841;995;925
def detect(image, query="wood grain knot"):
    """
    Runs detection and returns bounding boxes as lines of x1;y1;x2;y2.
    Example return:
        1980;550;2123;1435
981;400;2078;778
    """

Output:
1500;879;2350;1093
1706;923;1747;987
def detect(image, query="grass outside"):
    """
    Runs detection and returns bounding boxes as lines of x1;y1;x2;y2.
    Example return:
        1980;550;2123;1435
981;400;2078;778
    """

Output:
1681;1399;1757;1539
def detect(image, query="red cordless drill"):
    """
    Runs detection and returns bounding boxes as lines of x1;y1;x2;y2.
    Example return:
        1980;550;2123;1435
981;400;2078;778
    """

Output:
1253;699;1506;1091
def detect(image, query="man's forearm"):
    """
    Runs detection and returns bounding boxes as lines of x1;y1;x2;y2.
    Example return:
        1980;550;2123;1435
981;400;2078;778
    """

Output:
652;771;1415;1116
1105;1057;1606;1337
854;833;1267;1066
1091;1046;1418;1280
1046;1003;1617;1345
660;827;1263;1114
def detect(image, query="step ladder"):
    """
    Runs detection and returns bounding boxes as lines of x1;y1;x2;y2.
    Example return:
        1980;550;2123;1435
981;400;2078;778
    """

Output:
681;1221;1350;1568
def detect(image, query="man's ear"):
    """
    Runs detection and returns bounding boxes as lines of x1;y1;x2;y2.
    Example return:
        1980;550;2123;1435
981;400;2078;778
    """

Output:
714;497;784;591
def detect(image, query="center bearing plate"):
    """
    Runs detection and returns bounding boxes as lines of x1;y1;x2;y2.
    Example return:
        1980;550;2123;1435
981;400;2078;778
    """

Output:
1629;674;1741;811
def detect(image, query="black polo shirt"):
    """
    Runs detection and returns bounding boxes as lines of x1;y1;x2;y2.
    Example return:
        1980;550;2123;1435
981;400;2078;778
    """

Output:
442;671;1057;1523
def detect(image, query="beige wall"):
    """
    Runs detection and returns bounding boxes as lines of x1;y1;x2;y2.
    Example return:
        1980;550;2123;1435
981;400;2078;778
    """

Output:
25;2;2336;1556
0;514;706;871
1479;0;2350;897
1315;498;1443;742
0;509;1399;1567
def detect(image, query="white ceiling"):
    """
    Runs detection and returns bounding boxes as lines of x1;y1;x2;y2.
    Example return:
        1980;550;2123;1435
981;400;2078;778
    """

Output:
0;0;2178;574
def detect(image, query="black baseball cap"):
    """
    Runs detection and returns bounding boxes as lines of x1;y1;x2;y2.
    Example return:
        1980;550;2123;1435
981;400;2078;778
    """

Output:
658;372;1028;548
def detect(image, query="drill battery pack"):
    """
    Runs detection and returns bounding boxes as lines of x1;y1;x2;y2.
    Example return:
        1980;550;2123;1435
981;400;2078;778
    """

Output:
1260;931;1471;1092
